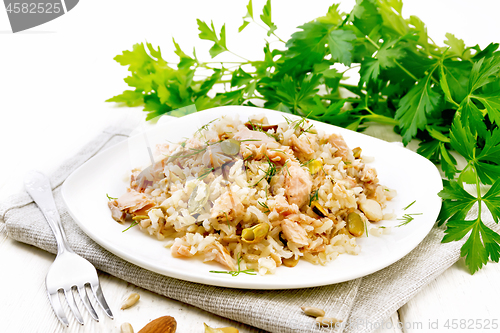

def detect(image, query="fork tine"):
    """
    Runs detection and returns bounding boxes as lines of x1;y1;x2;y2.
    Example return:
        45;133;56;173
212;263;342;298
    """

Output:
64;287;84;325
91;283;114;319
78;285;99;321
48;291;69;327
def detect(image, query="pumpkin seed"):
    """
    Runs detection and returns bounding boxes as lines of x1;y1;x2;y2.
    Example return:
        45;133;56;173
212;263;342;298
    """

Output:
347;212;364;237
282;256;300;267
311;201;328;218
241;223;270;244
221;139;240;156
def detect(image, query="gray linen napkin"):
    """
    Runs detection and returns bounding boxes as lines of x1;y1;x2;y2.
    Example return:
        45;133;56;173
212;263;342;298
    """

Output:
0;126;496;333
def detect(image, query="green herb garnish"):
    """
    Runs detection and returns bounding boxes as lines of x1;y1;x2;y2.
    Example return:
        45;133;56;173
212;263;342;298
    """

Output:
223;210;231;229
397;213;423;227
282;159;291;177
258;200;270;213
403;200;416;211
198;167;214;180
209;253;257;276
309;189;319;206
122;221;139;233
106;193;117;201
252;155;277;187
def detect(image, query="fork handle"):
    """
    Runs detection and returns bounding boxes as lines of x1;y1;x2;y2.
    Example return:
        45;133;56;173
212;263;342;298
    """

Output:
24;171;73;256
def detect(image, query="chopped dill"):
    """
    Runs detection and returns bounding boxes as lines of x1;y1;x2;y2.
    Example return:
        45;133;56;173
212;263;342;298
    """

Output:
396;213;423;227
198;167;214;180
251;156;277;187
209;253;256;276
283;112;316;137
122;221;139;233
195;118;219;137
223;210;231;229
238;139;262;142
106;193;117;201
258;201;270;213
309;189;319;205
243;153;254;161
300;159;314;167
403;200;416;210
270;149;286;154
282;160;291;177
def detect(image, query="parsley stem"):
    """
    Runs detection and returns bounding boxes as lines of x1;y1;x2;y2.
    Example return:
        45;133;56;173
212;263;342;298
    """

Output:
474;165;482;217
228;50;250;62
252;20;286;43
365;35;380;50
393;59;419;81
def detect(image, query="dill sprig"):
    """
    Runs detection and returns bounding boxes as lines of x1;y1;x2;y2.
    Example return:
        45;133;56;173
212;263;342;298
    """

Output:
282;160;291;177
284;113;316;137
209;253;256;276
309;189;319;205
198;167;214;180
396;213;423;227
122;221;139;232
300;159;314;167
194;118;219;138
258;200;270;213
403;200;416;210
252;155;277;187
106;193;117;201
223;210;231;229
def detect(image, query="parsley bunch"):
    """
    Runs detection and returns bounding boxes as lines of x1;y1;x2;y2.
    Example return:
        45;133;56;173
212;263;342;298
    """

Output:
107;0;500;274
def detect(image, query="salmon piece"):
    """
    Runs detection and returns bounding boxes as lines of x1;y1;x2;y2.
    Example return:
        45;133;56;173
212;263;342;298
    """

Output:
171;242;194;258
233;126;277;147
273;194;299;215
281;219;309;247
289;134;314;160
131;159;165;192
212;242;237;271
359;165;378;183
108;200;126;222
284;162;312;208
210;191;244;221
116;189;155;214
328;133;354;162
202;143;234;169
266;147;294;164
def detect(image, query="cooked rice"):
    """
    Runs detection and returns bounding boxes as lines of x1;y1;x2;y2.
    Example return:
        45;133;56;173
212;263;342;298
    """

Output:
108;114;396;274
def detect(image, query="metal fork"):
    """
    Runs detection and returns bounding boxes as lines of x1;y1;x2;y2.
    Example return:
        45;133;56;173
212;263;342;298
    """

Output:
24;171;114;326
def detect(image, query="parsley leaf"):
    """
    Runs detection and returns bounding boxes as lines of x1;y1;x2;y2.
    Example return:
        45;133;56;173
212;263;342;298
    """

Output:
327;29;357;66
395;74;442;145
197;20;227;58
260;0;277;37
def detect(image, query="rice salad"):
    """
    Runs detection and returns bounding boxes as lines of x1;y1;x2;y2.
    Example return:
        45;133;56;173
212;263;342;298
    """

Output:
108;114;396;275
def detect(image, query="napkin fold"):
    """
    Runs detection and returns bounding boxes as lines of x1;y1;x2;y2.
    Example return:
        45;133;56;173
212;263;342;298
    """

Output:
1;126;496;333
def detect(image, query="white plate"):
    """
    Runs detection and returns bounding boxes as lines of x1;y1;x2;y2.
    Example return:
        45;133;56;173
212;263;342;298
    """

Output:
62;106;443;289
